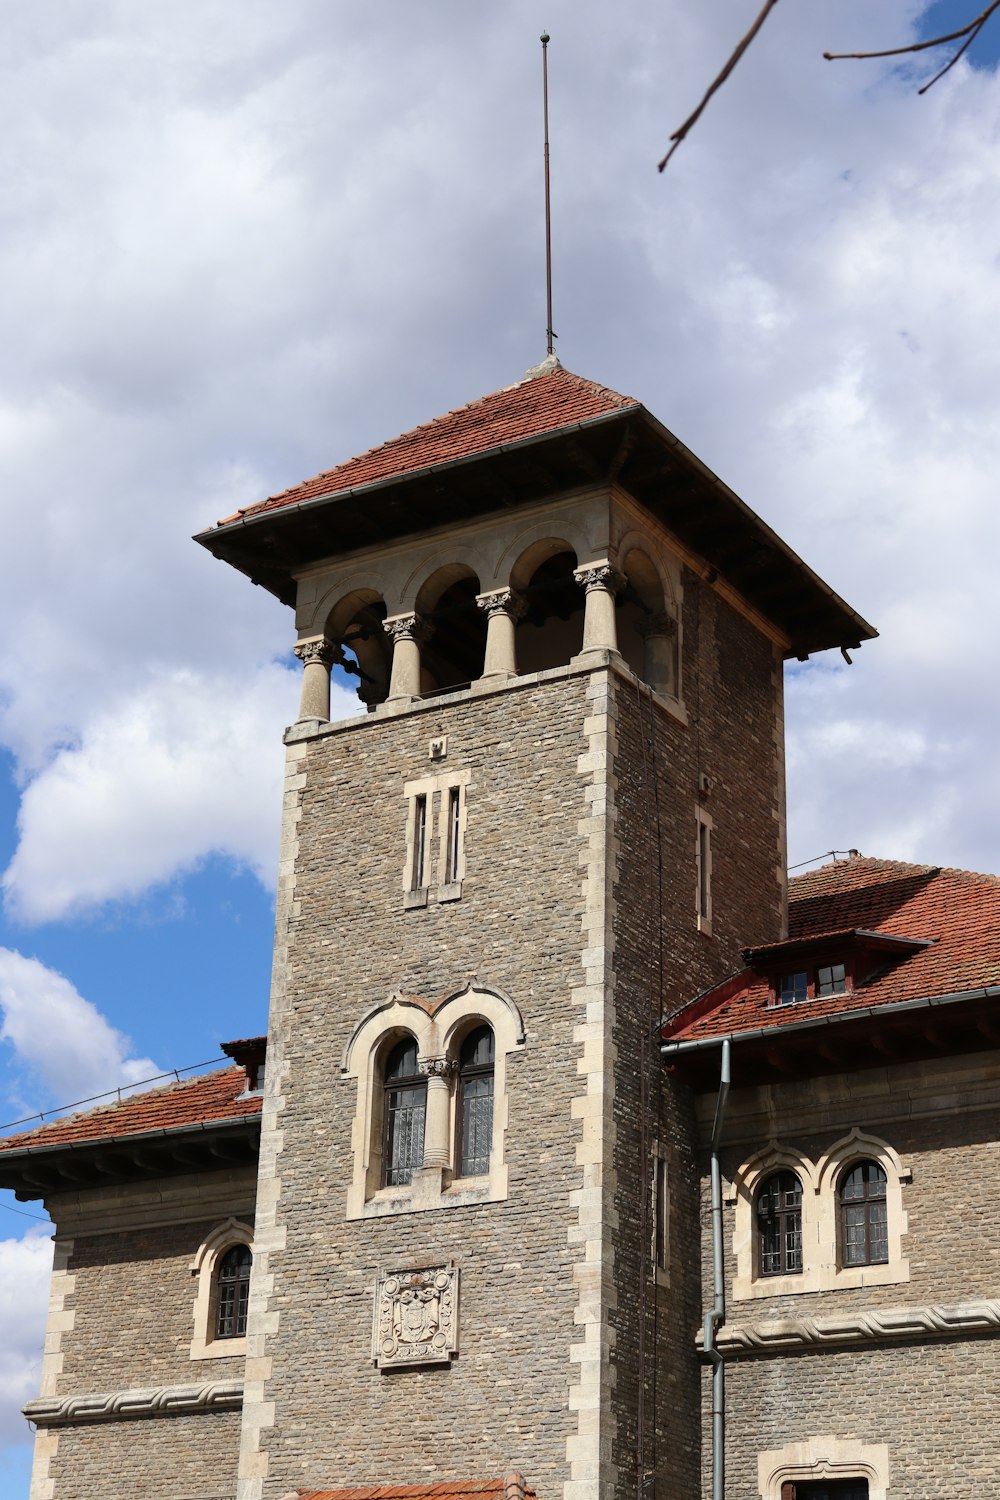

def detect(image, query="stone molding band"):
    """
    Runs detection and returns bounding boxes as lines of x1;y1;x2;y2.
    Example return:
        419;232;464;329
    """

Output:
24;1378;244;1427
705;1298;1000;1358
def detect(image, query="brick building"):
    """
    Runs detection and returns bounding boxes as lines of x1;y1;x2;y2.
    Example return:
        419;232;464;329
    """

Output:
2;359;994;1500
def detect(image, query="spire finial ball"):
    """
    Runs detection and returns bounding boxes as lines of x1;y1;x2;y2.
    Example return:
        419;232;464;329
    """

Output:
540;32;550;44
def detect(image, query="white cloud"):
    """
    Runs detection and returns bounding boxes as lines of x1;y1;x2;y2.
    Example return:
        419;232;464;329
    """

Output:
2;666;359;925
0;949;157;1102
0;1229;51;1447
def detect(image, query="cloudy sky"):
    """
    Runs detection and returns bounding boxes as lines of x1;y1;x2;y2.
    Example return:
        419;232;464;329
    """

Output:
0;0;998;1490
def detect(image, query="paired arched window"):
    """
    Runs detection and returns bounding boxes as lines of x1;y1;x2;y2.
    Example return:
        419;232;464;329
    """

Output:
457;1026;495;1177
382;1037;426;1187
838;1159;888;1267
757;1170;803;1276
379;1026;496;1186
215;1244;252;1340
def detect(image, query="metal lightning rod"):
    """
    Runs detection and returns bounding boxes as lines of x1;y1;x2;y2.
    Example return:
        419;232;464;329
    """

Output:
541;31;556;356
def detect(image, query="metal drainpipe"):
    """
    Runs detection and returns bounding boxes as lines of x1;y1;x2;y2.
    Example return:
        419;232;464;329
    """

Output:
703;1037;731;1500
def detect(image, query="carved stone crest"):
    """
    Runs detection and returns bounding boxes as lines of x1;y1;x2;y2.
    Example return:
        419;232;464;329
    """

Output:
372;1263;459;1370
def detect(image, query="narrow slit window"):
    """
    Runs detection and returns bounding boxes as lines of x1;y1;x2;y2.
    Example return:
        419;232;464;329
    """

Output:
445;786;461;883
654;1154;669;1273
695;809;713;932
412;794;428;889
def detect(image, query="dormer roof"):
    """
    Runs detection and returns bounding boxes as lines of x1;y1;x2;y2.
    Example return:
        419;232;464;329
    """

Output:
662;856;1000;1083
194;361;875;660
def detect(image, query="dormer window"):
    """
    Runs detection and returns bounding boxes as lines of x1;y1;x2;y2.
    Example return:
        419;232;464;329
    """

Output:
774;963;849;1007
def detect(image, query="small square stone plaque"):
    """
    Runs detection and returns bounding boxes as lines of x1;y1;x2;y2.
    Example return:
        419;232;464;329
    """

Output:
372;1263;459;1370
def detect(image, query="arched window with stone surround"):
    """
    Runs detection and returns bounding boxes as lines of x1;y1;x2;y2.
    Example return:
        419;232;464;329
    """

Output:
382;1036;426;1187
509;539;583;674
456;1025;495;1177
215;1244;252;1340
757;1169;803;1276
838;1159;888;1267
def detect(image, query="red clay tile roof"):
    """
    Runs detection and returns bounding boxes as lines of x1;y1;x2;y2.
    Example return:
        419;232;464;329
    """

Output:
296;1480;534;1500
219;362;637;525
0;1065;260;1154
663;856;1000;1043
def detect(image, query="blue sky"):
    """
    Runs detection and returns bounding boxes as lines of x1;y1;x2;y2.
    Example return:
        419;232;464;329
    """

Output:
1;1;1000;1494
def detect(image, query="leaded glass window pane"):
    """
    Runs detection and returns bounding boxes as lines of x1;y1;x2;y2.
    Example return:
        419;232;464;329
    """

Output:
757;1170;803;1276
216;1245;252;1339
838;1160;888;1266
383;1037;426;1187
457;1026;494;1178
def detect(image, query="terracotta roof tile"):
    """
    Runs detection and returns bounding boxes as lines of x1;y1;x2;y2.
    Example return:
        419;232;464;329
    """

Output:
663;856;1000;1043
218;363;637;525
296;1479;533;1500
0;1065;260;1154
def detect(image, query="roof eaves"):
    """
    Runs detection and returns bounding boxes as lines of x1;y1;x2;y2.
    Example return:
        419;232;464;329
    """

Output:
0;1111;262;1161
660;983;1000;1054
197;406;640;542
638;409;877;650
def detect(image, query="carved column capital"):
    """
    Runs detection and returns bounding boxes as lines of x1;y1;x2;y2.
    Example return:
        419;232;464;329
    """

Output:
638;610;678;639
476;588;528;623
293;637;340;668
573;562;626;596
419;1056;457;1080
383;613;433;646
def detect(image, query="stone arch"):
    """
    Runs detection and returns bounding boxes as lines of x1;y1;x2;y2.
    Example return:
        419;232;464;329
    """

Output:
508;537;584;674
324;586;390;710
617;543;680;697
412;563;486;695
728;1142;818;1301
189;1217;254;1360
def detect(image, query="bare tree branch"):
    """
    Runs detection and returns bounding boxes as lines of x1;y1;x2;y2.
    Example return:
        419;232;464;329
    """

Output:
660;0;1000;171
823;0;1000;64
657;0;782;172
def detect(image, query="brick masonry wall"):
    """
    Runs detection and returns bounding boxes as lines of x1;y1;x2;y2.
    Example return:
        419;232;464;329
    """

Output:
53;1181;255;1393
42;1409;241;1500
250;673;599;1500
721;1339;1000;1496
611;574;786;1500
697;1061;1000;1494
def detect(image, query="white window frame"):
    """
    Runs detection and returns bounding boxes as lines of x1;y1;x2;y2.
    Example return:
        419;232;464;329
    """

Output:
189;1217;254;1361
341;981;525;1220
727;1130;910;1301
402;768;471;908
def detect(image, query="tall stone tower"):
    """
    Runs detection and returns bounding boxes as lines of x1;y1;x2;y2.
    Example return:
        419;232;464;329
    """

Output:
196;359;873;1500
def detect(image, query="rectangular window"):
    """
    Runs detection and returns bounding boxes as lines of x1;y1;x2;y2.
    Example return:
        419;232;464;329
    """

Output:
779;971;809;1006
695;807;713;935
445;786;462;884
816;962;847;997
412;794;428;889
653;1153;669;1273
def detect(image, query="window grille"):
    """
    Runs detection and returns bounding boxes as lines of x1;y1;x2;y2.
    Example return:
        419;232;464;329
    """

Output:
215;1245;252;1339
382;1037;426;1187
839;1160;888;1266
757;1169;803;1276
456;1026;494;1177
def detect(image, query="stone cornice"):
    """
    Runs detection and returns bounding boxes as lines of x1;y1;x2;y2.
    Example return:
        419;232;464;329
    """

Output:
24;1378;243;1427
706;1298;1000;1358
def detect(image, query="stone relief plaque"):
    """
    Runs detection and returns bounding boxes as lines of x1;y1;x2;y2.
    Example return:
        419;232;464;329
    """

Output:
372;1263;459;1369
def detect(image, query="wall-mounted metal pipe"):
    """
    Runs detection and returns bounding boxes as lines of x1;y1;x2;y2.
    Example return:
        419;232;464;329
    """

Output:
703;1037;730;1500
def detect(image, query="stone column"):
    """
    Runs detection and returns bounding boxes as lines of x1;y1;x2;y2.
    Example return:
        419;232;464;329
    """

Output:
476;589;527;678
383;613;432;701
573;562;626;655
419;1058;456;1169
293;637;338;722
639;610;679;697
